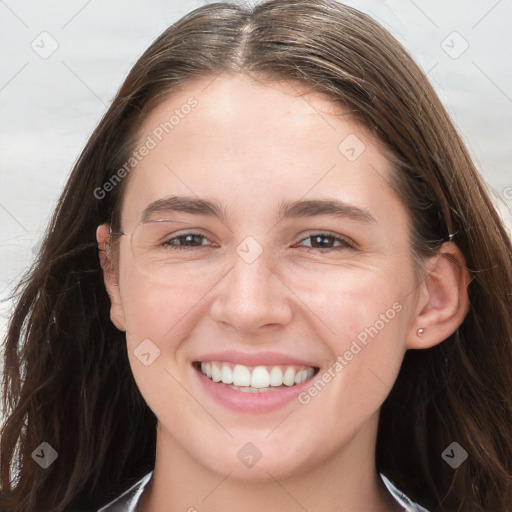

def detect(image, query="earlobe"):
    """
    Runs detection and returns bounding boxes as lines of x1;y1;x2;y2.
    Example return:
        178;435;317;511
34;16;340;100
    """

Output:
96;224;126;332
407;242;471;350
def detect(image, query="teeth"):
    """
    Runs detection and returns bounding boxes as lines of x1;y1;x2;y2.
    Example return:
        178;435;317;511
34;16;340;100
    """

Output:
198;361;316;389
232;364;251;386
282;367;296;386
221;365;233;384
201;361;212;379
251;366;270;388
294;369;309;384
269;366;283;386
227;384;281;393
211;363;222;382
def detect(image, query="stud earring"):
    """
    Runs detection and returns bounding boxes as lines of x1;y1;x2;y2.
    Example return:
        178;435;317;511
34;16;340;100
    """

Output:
417;328;425;336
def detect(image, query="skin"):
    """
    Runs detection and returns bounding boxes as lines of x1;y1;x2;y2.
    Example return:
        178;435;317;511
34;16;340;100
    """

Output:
97;73;470;512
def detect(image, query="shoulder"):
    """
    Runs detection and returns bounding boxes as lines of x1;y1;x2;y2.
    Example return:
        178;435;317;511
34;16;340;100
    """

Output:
380;473;431;512
96;471;153;512
96;471;430;512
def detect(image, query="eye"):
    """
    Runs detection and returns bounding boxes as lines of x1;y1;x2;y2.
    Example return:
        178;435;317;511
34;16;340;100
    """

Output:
159;231;355;252
162;232;216;249
294;232;356;251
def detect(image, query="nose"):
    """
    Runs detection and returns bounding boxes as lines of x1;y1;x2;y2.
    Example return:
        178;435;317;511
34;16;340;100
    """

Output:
209;247;293;334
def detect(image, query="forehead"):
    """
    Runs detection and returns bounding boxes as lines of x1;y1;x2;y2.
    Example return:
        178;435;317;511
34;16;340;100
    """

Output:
120;73;403;230
139;73;350;155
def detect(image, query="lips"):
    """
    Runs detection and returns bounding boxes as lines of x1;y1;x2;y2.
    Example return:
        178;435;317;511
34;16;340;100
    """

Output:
191;350;320;412
193;349;319;368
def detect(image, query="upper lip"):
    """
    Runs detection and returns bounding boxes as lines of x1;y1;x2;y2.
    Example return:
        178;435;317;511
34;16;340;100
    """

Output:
193;350;319;368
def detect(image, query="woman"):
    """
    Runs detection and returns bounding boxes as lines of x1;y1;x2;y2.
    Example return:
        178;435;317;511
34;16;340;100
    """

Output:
1;1;511;511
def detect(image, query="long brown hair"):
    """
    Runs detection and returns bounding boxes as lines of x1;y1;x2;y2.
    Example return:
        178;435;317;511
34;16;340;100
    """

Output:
2;1;511;510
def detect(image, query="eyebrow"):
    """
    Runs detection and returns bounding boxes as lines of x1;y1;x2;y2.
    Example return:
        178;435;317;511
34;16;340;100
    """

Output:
140;195;376;224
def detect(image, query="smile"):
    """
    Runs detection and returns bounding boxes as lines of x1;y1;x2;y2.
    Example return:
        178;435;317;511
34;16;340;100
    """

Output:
196;361;318;392
191;360;321;413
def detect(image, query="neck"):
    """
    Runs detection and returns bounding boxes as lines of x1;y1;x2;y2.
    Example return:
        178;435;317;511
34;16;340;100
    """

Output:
138;413;399;512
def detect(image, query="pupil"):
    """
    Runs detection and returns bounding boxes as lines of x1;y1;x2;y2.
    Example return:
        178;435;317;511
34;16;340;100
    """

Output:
183;234;200;245
313;235;331;248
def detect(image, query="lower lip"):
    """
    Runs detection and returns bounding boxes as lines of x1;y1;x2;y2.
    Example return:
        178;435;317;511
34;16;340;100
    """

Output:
193;365;318;413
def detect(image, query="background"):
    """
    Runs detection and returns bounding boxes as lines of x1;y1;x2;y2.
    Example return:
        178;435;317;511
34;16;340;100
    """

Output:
1;0;511;344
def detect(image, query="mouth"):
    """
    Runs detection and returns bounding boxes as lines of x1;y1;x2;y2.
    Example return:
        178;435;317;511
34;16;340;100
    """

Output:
192;361;320;393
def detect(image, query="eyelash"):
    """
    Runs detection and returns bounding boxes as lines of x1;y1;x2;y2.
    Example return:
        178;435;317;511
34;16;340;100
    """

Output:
162;232;356;252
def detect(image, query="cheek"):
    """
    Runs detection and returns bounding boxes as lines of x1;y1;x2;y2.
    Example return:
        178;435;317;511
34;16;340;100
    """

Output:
117;251;225;342
117;274;204;418
290;259;414;409
285;254;414;340
116;261;228;404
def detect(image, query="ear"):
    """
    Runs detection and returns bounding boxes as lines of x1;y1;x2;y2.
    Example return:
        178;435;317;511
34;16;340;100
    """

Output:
96;224;126;332
407;241;471;349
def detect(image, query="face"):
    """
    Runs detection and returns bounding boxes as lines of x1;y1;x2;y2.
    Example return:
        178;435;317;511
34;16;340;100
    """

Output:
103;73;425;481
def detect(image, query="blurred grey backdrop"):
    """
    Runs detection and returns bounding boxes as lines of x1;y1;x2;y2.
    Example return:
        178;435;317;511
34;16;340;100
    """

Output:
1;0;511;341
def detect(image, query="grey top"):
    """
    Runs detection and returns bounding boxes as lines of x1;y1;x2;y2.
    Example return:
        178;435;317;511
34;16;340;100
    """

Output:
97;471;430;511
